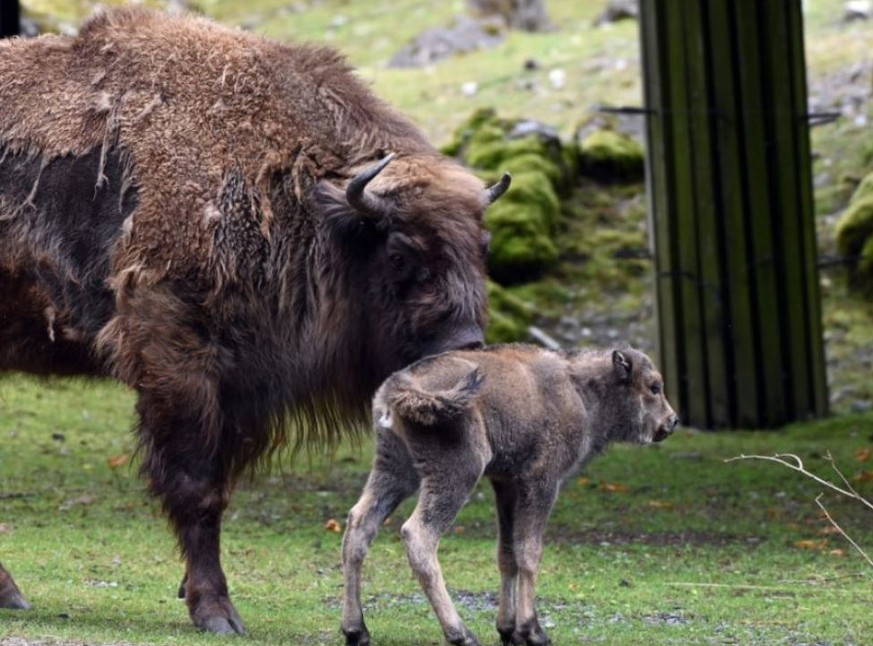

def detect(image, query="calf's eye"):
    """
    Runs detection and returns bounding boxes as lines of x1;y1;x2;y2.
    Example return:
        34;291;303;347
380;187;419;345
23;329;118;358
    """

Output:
650;384;661;395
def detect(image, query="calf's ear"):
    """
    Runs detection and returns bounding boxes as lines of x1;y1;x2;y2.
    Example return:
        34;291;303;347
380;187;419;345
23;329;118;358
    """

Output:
612;350;633;384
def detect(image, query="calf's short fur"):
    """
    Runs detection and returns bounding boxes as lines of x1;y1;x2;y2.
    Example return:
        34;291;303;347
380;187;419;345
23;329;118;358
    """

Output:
341;344;678;646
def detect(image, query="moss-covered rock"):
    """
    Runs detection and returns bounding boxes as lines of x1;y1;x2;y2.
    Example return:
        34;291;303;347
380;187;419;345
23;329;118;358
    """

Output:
483;171;560;282
835;174;873;293
445;109;577;191
577;129;645;183
445;109;573;284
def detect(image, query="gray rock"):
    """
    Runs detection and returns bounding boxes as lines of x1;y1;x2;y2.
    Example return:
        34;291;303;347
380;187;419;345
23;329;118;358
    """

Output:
389;16;506;68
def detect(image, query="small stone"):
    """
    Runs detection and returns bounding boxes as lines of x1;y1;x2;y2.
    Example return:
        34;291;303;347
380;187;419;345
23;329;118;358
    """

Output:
548;68;566;90
460;81;478;97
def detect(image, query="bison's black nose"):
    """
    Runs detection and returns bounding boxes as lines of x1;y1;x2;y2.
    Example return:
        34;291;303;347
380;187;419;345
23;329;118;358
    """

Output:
450;327;485;351
426;325;484;356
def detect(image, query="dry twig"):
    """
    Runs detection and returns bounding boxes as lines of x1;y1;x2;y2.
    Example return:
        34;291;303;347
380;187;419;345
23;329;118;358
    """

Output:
726;452;873;567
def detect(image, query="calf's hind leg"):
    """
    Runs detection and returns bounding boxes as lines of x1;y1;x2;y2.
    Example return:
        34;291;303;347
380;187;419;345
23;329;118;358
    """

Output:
342;429;421;646
401;450;487;646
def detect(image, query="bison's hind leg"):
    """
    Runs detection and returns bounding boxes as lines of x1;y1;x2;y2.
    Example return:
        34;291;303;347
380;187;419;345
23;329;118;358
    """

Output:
341;429;420;646
0;564;30;610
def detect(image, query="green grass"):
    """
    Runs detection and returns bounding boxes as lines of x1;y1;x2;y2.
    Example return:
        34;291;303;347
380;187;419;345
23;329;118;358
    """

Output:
2;375;873;645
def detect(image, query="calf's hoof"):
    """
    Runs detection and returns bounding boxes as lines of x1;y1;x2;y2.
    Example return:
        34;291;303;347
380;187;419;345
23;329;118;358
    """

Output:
342;625;371;646
516;628;551;646
446;626;480;646
497;627;517;646
504;621;550;646
191;596;247;635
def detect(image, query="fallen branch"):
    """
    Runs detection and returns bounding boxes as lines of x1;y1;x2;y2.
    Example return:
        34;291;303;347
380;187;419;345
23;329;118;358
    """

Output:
814;493;873;568
726;452;873;567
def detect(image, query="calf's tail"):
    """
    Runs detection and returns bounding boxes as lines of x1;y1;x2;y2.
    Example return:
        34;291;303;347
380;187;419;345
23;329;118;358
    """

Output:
383;366;484;427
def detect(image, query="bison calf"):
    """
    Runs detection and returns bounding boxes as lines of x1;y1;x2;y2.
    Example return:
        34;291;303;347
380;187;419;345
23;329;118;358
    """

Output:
341;344;678;646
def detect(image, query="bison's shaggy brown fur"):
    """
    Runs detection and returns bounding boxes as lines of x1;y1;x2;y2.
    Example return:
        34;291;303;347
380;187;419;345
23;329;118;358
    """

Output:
0;7;508;632
341;345;678;646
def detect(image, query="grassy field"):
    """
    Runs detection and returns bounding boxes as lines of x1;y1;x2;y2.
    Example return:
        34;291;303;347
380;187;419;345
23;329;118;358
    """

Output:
2;376;873;645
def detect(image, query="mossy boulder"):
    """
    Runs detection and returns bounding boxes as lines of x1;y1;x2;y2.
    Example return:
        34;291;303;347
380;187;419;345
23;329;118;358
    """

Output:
835;184;873;293
449;108;576;193
577;129;645;183
483;170;561;283
445;109;571;284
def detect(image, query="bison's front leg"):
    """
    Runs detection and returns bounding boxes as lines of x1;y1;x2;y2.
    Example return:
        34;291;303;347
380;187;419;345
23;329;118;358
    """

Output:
137;396;246;635
0;563;30;610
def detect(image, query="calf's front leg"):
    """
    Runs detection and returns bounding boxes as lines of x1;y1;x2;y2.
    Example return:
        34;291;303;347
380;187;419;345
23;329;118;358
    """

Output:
510;480;559;646
490;479;519;645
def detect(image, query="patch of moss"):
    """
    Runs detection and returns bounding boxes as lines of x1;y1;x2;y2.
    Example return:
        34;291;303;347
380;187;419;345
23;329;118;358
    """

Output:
577;129;645;183
486;198;559;283
860;236;873;289
850;170;873;202
835;185;873;293
486;280;533;343
836;196;873;257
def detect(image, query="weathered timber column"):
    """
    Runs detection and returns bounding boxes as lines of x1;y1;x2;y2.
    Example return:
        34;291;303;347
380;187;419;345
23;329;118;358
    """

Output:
639;0;828;429
0;0;19;37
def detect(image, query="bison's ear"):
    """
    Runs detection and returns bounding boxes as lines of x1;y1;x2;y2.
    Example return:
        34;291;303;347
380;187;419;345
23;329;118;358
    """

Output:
310;181;378;240
612;350;633;384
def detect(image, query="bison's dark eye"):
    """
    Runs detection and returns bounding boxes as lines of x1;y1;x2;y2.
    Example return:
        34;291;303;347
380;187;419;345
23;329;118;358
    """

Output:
650;384;661;395
389;253;406;271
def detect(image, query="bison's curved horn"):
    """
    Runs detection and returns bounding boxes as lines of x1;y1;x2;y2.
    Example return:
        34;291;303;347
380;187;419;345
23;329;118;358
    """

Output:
346;153;396;217
486;172;512;204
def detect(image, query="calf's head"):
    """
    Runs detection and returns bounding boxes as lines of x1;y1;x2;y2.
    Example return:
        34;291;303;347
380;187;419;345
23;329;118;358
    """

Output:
607;348;679;444
313;153;509;375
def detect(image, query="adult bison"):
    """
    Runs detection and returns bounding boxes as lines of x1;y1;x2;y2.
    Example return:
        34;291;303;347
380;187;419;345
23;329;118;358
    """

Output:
0;7;509;634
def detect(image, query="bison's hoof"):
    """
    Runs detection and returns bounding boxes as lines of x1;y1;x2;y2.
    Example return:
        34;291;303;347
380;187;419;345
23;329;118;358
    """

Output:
0;590;31;610
192;599;247;635
200;616;243;635
343;626;371;646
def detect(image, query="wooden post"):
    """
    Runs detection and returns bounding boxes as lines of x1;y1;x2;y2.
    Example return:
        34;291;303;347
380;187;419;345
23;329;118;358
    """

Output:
639;0;828;429
0;0;19;37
